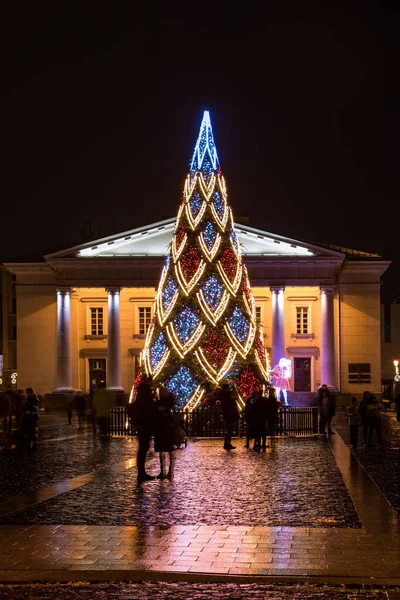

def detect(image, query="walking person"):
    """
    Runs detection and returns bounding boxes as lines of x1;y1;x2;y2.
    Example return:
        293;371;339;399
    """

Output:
396;393;400;451
0;386;12;433
252;390;268;451
67;395;74;425
265;387;280;446
218;383;239;450
154;385;176;480
365;392;382;447
244;391;257;449
317;384;335;435
19;388;40;452
129;376;156;484
15;389;26;430
73;391;86;429
347;396;360;449
92;381;112;435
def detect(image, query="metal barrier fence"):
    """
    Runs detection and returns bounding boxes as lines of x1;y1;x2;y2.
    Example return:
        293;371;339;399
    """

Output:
107;406;318;437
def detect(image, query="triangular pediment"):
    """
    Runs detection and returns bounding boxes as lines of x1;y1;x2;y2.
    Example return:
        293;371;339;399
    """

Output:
45;218;346;260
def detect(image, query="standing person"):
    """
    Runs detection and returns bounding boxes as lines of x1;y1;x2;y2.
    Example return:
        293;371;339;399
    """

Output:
317;384;335;435
15;389;26;430
73;391;86;429
244;392;257;448
92;381;112;435
218;383;239;450
19;388;40;452
359;391;369;446
129;376;156;484
252;390;268;451
365;392;382;447
347;396;360;449
67;395;74;425
265;387;280;446
154;385;176;480
6;386;20;433
0;386;12;433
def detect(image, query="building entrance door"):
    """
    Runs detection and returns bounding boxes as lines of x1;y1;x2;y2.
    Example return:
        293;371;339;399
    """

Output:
89;359;106;393
294;357;311;391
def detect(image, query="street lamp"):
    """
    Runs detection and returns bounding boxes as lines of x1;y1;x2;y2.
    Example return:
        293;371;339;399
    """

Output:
394;360;400;382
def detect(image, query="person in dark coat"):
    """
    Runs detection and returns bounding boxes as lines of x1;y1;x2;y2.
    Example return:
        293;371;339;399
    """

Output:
265;387;280;443
252;390;268;451
19;388;40;452
74;391;87;429
130;376;156;484
0;386;12;433
244;392;257;448
218;383;239;450
317;384;336;434
154;385;176;479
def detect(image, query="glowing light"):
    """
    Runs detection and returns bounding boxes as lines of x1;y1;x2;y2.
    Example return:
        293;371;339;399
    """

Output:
158;277;179;325
175;260;206;296
394;360;400;382
197;280;230;325
11;372;17;385
190;110;219;175
199;224;221;262
172;232;187;261
166;364;201;409
216;259;242;296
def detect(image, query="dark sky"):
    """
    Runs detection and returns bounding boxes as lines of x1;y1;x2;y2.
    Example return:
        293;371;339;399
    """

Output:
1;2;399;300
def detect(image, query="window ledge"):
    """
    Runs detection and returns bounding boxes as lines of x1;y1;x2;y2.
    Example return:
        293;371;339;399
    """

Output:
84;335;108;340
132;334;147;340
291;333;314;340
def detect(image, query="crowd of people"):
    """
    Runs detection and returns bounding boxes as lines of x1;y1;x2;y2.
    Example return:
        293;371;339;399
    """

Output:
1;378;399;467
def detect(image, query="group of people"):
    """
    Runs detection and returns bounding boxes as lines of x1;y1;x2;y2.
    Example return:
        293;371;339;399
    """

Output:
243;387;280;450
0;386;41;451
346;391;384;449
130;376;183;484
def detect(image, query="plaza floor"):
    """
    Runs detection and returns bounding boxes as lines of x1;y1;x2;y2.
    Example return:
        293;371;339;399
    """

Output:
0;411;399;588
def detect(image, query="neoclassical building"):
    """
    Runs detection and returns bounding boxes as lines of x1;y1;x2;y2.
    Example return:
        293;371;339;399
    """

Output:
3;217;390;401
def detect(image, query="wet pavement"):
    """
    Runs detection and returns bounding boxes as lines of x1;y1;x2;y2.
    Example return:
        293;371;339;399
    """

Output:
0;437;361;528
0;582;397;599
0;410;399;584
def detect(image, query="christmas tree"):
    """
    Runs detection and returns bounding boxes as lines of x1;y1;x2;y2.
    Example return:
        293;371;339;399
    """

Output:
140;111;269;410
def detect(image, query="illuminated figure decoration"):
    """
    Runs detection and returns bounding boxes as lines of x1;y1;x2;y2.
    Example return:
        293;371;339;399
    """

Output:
138;111;270;410
272;358;292;406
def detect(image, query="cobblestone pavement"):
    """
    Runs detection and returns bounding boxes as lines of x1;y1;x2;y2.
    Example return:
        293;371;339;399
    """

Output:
0;417;136;503
333;409;400;514
0;412;399;584
0;437;361;528
0;582;396;599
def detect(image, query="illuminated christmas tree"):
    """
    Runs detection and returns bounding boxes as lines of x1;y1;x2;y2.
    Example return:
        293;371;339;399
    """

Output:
140;111;269;409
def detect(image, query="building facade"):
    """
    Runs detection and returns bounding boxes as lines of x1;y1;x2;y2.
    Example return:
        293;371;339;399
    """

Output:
3;218;390;400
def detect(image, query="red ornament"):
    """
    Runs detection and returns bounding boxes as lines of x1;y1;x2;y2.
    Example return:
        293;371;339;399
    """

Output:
176;223;186;247
180;246;201;280
220;247;237;281
254;335;266;364
202;330;230;369
237;366;262;399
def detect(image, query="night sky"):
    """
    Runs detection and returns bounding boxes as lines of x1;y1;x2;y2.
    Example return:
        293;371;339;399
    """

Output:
2;2;399;300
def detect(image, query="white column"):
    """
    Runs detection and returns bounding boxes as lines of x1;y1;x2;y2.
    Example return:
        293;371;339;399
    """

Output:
106;287;123;390
320;286;336;389
54;287;73;392
270;286;285;367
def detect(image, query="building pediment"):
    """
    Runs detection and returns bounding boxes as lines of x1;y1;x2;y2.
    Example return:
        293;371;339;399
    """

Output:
44;218;345;260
